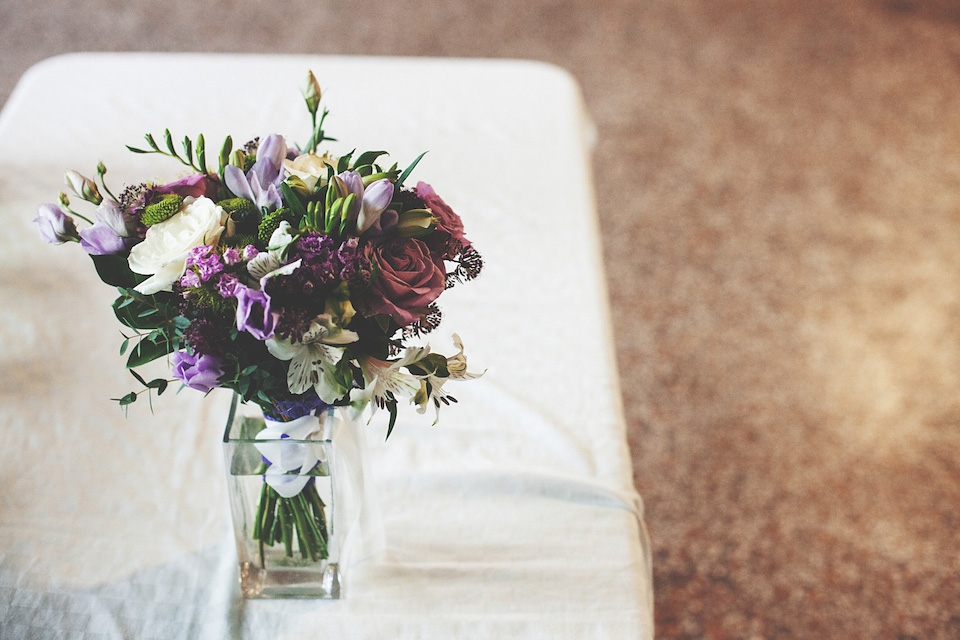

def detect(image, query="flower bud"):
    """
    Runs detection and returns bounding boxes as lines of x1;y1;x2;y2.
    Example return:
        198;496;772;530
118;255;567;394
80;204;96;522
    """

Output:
303;71;322;114
58;192;70;206
34;203;79;244
65;169;102;205
96;161;107;176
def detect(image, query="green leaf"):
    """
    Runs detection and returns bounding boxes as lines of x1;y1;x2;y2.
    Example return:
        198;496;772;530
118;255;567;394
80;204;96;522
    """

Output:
145;133;159;150
147;378;168;394
281;182;308;219
129;368;148;386
90;254;138;288
126;336;174;368
182;135;193;166
164;129;177;157
385;399;398;441
396;151;427;189
354;150;387;167
113;293;167;329
115;392;137;406
197;133;207;173
126;146;150;154
119;337;130;356
337;150;355;173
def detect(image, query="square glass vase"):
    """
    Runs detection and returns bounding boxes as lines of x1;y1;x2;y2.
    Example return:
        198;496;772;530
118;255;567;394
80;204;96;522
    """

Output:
223;395;344;599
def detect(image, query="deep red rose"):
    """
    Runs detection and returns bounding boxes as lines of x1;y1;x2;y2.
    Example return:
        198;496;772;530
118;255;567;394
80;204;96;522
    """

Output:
365;238;445;326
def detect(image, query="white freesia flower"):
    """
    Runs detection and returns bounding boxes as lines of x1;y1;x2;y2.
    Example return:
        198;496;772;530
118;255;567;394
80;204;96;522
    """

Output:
266;315;359;403
128;196;226;294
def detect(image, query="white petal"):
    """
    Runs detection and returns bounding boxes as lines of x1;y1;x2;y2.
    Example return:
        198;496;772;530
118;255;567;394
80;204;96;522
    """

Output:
247;253;279;280
265;337;299;361
264;469;310;498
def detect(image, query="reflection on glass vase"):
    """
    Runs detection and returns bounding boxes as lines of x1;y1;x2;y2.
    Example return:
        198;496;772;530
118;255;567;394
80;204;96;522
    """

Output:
222;393;354;599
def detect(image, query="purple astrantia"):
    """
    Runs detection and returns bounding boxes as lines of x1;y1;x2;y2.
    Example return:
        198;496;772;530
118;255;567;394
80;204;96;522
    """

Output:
236;286;278;340
223;134;287;211
34;204;79;244
171;350;223;393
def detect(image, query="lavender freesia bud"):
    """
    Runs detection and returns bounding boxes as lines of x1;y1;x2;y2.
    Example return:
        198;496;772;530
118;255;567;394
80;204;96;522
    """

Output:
65;169;102;205
34;203;79;244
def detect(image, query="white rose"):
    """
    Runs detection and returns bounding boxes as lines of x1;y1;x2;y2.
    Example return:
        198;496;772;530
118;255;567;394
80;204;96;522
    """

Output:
283;152;335;191
128;196;227;295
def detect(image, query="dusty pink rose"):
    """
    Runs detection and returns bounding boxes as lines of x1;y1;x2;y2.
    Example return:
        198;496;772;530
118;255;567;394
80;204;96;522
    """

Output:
415;182;467;246
365;238;446;325
156;173;221;201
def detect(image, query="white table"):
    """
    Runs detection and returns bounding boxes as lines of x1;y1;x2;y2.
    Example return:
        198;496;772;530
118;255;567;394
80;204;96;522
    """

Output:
0;53;652;639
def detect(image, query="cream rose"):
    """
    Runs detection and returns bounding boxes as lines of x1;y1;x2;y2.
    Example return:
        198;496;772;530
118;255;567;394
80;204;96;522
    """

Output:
128;196;227;295
283;152;335;191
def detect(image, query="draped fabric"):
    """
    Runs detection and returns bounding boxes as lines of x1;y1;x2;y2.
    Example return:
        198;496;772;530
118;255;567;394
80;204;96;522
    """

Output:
0;53;652;640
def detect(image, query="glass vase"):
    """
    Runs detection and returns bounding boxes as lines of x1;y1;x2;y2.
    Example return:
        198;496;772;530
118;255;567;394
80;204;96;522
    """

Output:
222;394;347;599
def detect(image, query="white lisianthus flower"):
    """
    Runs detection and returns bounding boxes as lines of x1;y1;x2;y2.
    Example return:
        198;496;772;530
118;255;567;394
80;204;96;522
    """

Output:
283;152;335;191
128;196;227;294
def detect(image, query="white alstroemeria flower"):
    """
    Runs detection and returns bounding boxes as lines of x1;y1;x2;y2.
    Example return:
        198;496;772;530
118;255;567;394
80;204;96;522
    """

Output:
266;316;358;403
350;347;428;419
247;221;300;285
254;414;327;498
413;334;483;422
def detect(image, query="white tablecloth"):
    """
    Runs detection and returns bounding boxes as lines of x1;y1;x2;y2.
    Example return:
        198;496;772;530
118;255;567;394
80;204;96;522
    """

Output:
0;53;652;639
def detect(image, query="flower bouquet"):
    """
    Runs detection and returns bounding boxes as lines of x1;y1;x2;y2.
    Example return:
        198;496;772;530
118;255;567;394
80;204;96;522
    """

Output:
34;72;482;597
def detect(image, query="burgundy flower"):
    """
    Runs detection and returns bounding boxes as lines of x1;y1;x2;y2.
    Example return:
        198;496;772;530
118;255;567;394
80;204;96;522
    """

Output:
155;173;221;201
415;182;467;246
364;238;445;326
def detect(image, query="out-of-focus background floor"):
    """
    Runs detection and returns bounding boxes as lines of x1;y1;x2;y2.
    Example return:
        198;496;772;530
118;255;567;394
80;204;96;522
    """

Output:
3;1;960;637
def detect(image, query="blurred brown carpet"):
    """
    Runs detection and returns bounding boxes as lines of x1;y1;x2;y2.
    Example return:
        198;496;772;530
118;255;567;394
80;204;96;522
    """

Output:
3;0;960;637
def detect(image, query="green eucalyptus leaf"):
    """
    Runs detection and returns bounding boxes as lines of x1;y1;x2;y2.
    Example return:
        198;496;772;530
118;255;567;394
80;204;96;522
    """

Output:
90;254;138;288
126;336;174;368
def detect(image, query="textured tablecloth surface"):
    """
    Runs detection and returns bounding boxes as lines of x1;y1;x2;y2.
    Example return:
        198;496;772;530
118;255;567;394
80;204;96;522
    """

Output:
0;53;652;639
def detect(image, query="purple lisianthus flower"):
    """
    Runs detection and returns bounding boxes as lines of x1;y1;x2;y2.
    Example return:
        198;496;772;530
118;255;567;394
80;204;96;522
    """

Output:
94;199;139;238
79;222;131;255
223;134;286;211
236;286;278;340
172;350;223;393
34;204;79;244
